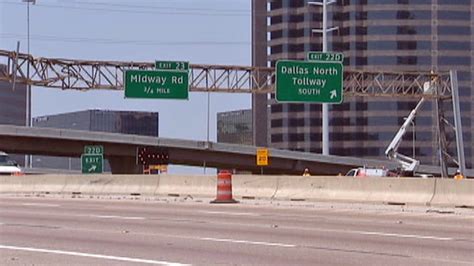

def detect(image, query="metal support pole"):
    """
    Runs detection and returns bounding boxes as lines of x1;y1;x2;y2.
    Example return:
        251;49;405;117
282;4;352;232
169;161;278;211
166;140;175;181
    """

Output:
23;0;36;168
26;1;32;168
207;91;210;144
450;70;466;175
321;0;329;155
204;91;210;174
309;0;337;155
27;2;30;104
434;97;448;178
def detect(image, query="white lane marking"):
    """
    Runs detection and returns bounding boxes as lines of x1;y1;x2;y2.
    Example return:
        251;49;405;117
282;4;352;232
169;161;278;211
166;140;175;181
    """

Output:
198;237;295;248
91;215;146;220
0;245;189;266
352;230;454;241
22;203;60;207
200;211;260;216
415;256;474;265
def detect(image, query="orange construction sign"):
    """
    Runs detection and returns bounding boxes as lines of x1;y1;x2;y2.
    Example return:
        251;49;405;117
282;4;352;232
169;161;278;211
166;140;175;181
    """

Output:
256;148;269;166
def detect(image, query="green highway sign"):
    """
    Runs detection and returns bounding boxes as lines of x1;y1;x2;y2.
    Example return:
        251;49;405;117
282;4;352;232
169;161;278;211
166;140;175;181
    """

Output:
124;70;189;100
81;154;103;174
84;145;103;155
307;52;344;62
155;61;189;71
275;60;343;103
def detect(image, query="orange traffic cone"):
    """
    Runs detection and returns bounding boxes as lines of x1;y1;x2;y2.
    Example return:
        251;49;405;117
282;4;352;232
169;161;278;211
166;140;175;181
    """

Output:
211;170;238;204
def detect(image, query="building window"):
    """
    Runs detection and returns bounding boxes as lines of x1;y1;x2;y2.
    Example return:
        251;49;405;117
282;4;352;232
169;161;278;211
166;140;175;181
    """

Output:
271;134;283;143
270;0;282;10
289;133;304;142
270;15;282;24
271;104;283;113
271;119;283;128
271;45;283;54
271;30;283;39
438;26;471;35
438;11;470;20
439;56;470;66
289;104;304;112
438;41;470;51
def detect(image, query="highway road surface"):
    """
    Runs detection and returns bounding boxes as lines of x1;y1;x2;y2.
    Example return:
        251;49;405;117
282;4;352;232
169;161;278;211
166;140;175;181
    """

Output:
0;196;473;265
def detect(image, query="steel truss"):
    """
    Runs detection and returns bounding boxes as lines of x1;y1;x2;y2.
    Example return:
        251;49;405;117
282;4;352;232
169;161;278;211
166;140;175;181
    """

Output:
0;49;452;97
0;49;465;176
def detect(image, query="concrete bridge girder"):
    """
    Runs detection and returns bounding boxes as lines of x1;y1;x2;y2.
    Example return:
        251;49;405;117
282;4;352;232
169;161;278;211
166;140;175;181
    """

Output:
0;125;426;176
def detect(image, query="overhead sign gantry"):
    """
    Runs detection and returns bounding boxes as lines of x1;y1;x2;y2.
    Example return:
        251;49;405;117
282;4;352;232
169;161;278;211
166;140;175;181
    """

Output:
0;49;466;176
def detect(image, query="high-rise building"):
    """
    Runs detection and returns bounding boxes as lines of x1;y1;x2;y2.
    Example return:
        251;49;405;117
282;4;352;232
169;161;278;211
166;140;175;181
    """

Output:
217;109;253;145
0;64;27;166
259;0;472;168
32;109;159;170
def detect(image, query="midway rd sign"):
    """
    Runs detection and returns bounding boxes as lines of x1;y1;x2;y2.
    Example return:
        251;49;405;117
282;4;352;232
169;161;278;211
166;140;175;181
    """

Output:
275;60;343;103
124;69;189;99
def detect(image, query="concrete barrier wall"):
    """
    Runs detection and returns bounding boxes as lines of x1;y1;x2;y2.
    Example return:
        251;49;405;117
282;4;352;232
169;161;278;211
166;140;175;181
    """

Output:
156;175;215;196
0;175;69;193
62;175;161;195
430;179;474;207
232;176;436;205
1;174;472;207
0;175;162;196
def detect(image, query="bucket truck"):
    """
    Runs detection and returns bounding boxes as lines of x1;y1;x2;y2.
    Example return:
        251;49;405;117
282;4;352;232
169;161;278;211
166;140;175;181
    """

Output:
384;80;435;176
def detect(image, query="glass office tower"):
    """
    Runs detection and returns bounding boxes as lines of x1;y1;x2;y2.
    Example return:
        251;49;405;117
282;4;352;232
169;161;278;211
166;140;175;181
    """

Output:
217;109;253;145
264;0;472;168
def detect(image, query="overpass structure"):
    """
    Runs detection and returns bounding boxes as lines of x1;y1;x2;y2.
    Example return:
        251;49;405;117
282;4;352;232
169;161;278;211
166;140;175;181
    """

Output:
0;49;466;176
1;125;468;177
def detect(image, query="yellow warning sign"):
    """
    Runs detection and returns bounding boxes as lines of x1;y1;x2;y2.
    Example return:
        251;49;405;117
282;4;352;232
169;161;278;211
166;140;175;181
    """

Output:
256;148;269;166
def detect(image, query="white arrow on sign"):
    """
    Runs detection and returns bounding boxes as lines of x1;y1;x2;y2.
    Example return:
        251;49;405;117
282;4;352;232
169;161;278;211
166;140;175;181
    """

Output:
88;165;97;172
330;90;337;99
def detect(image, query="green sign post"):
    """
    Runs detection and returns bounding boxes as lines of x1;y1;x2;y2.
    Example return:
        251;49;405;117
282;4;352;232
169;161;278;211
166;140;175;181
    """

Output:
84;145;103;155
275;60;343;103
307;52;344;62
124;70;189;99
155;61;189;71
81;154;103;174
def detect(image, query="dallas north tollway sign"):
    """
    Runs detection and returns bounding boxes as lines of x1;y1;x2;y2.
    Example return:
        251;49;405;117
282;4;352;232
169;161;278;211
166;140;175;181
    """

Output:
275;60;343;103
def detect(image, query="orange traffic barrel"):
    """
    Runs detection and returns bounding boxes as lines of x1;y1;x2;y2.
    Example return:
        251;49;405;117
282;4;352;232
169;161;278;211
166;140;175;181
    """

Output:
211;170;238;204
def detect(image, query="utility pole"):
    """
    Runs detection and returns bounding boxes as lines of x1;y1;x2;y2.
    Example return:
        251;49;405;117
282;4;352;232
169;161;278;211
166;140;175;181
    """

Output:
204;90;210;174
23;0;36;168
309;0;338;155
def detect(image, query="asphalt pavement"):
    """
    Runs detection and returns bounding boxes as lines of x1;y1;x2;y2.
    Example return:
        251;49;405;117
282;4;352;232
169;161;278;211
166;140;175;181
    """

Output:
0;195;473;265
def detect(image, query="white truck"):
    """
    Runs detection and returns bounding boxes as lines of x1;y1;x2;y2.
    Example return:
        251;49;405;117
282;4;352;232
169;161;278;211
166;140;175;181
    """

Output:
345;167;389;177
348;79;434;178
0;151;22;175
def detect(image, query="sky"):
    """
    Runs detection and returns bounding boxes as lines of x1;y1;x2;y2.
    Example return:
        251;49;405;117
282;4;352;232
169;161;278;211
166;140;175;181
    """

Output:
0;0;253;173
